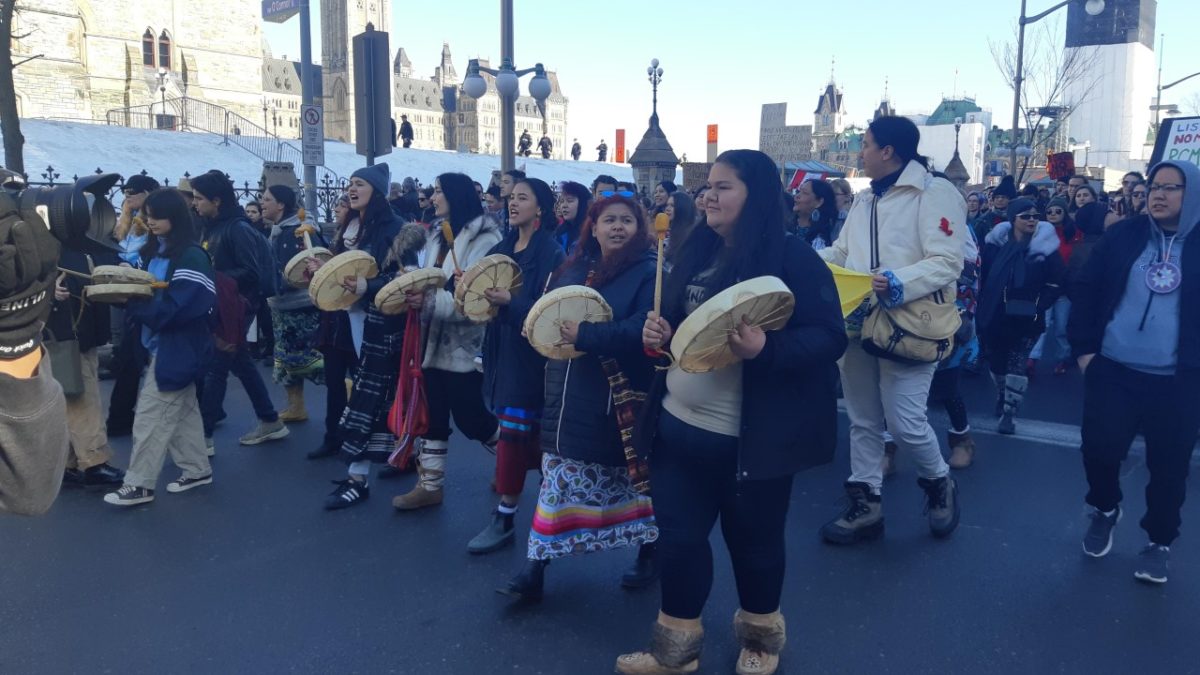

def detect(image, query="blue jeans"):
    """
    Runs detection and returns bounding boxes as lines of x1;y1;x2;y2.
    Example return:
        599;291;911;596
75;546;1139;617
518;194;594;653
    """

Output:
1030;296;1071;363
201;345;278;437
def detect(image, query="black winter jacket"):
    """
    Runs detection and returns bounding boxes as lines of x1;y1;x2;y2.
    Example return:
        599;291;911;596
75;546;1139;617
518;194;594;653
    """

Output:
635;235;848;481
45;248;118;352
202;214;269;305
1068;214;1200;370
481;228;566;411
541;252;656;466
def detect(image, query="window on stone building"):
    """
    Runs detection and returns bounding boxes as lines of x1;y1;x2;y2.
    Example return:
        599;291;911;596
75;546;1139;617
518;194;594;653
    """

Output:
142;30;155;67
158;31;172;70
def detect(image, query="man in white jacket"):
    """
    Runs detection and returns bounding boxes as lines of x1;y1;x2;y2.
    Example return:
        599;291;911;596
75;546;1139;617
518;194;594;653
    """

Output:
818;116;967;544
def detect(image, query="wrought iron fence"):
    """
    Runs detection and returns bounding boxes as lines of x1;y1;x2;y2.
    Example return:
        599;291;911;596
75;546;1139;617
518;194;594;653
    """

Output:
22;165;348;224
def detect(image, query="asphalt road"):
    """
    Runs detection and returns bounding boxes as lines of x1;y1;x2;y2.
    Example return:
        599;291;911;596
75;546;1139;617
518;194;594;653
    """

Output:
1;363;1196;674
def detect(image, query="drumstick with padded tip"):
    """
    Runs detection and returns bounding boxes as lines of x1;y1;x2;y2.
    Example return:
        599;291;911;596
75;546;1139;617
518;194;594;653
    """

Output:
295;208;316;250
440;221;462;274
653;213;669;317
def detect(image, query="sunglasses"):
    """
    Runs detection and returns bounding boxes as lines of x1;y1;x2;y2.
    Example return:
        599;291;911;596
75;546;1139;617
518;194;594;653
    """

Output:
599;190;636;198
1015;213;1039;221
1046;208;1064;215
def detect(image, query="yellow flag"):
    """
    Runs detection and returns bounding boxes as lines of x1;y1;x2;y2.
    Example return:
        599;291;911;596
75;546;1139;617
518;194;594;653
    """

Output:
826;263;874;317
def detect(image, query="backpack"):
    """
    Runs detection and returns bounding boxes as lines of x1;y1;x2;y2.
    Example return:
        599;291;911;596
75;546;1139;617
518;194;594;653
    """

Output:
215;219;278;302
210;270;250;353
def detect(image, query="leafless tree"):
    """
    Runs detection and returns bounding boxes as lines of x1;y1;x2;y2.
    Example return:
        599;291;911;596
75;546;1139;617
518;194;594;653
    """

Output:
991;17;1099;182
1;0;41;175
1184;92;1200;117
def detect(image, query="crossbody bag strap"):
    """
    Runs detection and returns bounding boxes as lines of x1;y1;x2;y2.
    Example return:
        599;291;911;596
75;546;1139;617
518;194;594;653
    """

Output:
870;195;880;273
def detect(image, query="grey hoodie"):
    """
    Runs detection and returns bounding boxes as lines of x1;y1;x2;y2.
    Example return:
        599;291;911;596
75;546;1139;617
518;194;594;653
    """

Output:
0;354;69;515
1102;160;1200;375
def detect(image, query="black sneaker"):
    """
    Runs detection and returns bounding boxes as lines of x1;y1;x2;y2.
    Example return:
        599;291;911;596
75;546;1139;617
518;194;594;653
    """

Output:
103;485;154;506
167;474;213;493
306;442;338;460
82;463;126;487
918;476;960;538
324;479;369;510
1134;544;1169;584
1082;506;1121;558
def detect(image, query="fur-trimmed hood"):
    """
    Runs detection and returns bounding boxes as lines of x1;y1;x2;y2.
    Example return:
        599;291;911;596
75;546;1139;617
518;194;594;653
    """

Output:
985;220;1060;259
386;222;429;269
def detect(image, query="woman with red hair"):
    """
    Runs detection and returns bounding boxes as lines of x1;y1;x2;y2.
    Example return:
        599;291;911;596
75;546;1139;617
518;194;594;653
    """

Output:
498;195;659;602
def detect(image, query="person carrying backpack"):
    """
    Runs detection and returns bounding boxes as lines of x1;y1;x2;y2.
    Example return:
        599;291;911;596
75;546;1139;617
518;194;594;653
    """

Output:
191;171;287;452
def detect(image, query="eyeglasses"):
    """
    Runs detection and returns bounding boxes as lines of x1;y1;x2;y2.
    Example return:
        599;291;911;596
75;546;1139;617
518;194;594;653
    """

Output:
1046;208;1064;215
1148;184;1184;195
599;190;635;198
1015;213;1039;221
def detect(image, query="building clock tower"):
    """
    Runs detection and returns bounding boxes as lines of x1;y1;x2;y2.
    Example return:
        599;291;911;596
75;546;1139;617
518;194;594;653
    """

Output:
1062;0;1156;170
321;0;390;143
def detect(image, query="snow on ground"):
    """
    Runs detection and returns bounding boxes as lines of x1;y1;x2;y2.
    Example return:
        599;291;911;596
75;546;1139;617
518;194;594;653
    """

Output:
6;119;652;191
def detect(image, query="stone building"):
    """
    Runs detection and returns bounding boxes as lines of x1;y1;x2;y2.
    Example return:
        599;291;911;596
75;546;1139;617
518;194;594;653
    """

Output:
320;0;390;144
759;103;813;168
760;79;864;175
12;0;269;126
262;53;321;140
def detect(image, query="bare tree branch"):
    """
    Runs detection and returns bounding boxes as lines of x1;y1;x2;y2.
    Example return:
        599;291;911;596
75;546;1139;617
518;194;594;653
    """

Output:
12;53;40;68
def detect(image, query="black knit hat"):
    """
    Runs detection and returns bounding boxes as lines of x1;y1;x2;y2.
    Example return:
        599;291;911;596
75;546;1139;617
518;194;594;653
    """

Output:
993;175;1017;199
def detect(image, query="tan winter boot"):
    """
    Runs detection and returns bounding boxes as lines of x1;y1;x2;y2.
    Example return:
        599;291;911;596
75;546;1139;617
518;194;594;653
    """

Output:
733;609;786;675
392;451;445;511
277;384;308;423
615;612;703;674
947;431;976;469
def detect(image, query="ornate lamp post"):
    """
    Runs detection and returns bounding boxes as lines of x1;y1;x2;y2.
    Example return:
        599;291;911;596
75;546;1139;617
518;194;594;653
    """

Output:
156;67;168;129
461;0;551;173
647;58;663;123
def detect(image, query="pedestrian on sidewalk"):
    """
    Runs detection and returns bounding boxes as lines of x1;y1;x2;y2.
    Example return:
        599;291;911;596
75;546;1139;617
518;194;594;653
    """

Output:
977;198;1066;435
817;116;966;545
1070;159;1200;585
618;150;846;675
312;164;425;509
104;189;215;506
192;171;288;451
260;185;326;425
497;195;658;604
391;172;501;512
466;178;565;555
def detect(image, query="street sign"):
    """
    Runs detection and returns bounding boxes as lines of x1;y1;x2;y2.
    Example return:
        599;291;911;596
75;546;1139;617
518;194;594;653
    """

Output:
262;0;300;23
301;104;325;166
353;24;392;162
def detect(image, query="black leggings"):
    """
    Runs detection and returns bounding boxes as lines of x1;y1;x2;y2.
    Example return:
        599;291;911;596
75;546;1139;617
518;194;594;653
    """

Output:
422;369;497;443
929;366;970;432
651;411;794;620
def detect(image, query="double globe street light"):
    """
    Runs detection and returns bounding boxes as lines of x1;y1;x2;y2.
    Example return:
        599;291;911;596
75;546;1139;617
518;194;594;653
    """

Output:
461;2;552;173
1009;0;1105;177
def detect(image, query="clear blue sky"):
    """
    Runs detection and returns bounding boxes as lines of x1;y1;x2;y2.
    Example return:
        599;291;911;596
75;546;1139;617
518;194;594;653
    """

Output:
264;0;1200;161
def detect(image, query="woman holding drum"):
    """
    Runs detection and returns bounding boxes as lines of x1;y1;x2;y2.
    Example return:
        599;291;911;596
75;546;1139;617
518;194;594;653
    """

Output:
306;164;426;510
619;150;846;675
260;184;326;424
103;188;217;506
465;177;566;554
498;194;659;603
391;172;503;512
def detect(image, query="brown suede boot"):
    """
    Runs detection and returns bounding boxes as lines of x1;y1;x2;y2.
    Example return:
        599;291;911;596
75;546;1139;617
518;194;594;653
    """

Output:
615;612;703;674
278;384;308;423
391;467;444;510
733;609;786;675
947;431;975;469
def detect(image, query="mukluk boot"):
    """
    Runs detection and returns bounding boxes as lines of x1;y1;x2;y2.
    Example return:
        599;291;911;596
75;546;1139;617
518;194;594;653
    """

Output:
392;444;445;511
947;430;976;469
733;609;786;675
998;374;1028;435
277;384;308;422
615;612;703;674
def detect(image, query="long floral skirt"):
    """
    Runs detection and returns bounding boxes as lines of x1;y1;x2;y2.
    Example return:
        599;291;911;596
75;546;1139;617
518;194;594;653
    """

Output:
526;452;657;561
271;307;325;387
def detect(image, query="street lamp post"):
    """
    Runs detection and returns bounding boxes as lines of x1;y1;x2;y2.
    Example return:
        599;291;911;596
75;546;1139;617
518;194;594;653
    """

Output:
461;0;552;174
1154;35;1200;133
157;67;168;129
262;97;269;134
1010;0;1106;180
647;58;663;123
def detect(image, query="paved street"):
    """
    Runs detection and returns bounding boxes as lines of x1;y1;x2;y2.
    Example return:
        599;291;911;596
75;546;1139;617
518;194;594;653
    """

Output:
1;362;1197;674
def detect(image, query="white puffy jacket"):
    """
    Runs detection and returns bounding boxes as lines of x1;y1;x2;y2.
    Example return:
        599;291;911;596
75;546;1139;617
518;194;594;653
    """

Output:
420;214;503;372
819;160;968;305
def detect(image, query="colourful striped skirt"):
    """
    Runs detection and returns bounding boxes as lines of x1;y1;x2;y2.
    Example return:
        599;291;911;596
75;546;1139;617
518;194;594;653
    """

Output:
527;452;657;561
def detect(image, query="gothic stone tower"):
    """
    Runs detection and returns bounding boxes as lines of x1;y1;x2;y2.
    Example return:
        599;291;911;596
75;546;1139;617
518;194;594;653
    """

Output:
321;0;390;143
1062;0;1156;169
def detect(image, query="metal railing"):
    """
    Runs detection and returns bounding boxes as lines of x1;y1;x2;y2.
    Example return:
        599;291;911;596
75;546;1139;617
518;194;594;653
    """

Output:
25;164;348;225
104;97;343;188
